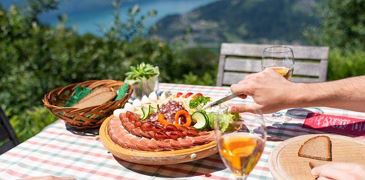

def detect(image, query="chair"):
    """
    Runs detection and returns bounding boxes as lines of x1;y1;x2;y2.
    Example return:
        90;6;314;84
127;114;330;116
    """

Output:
0;108;19;154
216;43;330;86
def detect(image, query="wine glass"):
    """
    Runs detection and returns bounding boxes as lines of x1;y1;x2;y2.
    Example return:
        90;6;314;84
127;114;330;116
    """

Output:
261;46;294;117
213;106;266;180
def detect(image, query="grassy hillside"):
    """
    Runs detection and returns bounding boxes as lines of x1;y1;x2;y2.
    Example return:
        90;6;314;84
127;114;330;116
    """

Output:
150;0;320;46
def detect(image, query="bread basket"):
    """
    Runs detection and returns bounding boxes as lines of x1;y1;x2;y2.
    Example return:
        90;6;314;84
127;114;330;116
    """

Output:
43;80;132;129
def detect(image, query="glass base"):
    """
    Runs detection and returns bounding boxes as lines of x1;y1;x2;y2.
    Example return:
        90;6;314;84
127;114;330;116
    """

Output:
234;176;247;180
285;108;324;119
271;111;284;117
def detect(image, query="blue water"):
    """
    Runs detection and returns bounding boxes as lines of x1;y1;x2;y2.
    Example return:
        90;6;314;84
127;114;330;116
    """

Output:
1;0;217;35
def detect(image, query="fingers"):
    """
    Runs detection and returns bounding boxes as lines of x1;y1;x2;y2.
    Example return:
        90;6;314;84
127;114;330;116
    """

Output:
263;67;280;74
229;103;262;113
311;164;352;180
238;94;247;99
316;177;331;180
322;162;359;171
232;71;265;96
230;83;253;96
311;163;354;174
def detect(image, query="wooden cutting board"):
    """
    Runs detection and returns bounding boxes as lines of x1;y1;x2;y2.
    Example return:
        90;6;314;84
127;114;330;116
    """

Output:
269;134;365;180
99;116;218;165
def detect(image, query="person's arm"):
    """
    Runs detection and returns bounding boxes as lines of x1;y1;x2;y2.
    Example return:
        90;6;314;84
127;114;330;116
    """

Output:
294;76;365;112
229;68;365;113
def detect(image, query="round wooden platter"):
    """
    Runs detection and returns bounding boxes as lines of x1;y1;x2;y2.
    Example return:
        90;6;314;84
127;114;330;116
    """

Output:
269;134;365;180
99;116;218;165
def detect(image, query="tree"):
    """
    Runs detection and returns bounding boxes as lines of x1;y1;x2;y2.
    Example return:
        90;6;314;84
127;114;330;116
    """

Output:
305;0;365;81
307;0;365;51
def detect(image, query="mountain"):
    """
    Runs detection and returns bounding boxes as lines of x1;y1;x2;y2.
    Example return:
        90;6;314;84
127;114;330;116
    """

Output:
149;0;320;46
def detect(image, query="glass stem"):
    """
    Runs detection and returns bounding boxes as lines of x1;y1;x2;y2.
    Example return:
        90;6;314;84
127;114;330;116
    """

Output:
235;176;247;180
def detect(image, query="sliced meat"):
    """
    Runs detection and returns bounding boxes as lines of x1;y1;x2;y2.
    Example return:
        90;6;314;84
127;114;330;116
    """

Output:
177;137;194;148
169;139;182;149
155;139;172;150
108;116;215;151
136;138;152;151
145;138;159;150
130;127;144;137
119;112;202;140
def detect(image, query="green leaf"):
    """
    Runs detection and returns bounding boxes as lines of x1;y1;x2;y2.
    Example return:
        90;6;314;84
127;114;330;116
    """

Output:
65;86;92;107
125;63;159;82
189;96;210;109
115;83;129;100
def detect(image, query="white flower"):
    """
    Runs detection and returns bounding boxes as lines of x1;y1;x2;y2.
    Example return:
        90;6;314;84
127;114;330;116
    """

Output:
124;103;135;112
141;95;151;104
132;99;142;107
113;109;126;118
148;92;158;102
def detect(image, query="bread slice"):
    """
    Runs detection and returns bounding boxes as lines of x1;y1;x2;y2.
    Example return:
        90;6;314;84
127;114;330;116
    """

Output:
298;135;332;161
77;87;112;104
73;88;116;109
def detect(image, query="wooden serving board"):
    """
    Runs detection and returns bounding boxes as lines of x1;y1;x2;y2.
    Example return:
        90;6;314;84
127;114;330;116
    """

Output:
269;134;365;180
99;116;218;165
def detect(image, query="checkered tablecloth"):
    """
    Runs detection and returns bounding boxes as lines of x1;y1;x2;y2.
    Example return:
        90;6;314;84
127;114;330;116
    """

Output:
1;83;365;180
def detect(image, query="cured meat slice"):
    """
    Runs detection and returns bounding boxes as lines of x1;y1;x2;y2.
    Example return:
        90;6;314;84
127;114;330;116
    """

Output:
136;138;152;151
146;138;159;150
124;134;139;150
177;137;194;148
155;139;172;150
108;117;215;151
130;127;144;137
119;111;203;140
169;139;182;148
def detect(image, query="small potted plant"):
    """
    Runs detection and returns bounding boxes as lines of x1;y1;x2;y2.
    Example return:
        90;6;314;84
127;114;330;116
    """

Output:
125;63;159;99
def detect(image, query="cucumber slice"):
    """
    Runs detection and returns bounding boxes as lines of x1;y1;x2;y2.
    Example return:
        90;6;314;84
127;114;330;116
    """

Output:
141;105;156;120
192;111;208;130
149;105;156;113
141;106;150;120
207;113;217;129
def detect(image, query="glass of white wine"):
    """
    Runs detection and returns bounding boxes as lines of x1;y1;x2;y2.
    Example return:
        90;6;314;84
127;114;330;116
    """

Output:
214;108;266;180
262;46;294;117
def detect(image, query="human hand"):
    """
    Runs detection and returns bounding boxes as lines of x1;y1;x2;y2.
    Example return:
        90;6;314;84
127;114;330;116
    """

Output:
311;162;365;180
229;68;299;113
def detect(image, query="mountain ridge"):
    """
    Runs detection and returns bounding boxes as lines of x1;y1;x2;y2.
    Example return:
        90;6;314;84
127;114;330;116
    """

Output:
150;0;320;46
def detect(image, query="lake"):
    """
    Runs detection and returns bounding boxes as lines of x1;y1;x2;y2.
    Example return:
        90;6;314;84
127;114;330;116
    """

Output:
1;0;217;35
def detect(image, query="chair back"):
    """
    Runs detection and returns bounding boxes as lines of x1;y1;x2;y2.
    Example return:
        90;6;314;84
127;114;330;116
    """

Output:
0;108;19;154
216;43;329;86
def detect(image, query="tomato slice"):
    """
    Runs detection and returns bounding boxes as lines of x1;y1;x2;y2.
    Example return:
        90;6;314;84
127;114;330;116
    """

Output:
176;92;183;98
184;92;193;98
192;93;203;98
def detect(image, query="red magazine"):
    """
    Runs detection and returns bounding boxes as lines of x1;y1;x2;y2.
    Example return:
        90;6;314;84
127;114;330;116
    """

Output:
303;113;365;136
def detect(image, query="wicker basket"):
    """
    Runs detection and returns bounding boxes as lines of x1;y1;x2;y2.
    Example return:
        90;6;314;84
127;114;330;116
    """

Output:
43;80;132;129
